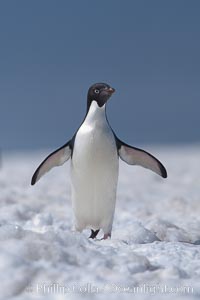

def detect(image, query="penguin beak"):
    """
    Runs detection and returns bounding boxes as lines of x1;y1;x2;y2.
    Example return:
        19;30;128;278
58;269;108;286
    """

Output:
107;87;115;94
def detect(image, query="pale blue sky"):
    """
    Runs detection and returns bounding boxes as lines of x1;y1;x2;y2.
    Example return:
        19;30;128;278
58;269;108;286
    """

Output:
0;0;200;150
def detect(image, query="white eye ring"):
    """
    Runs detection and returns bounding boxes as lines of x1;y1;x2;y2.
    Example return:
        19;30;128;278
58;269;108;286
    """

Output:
94;89;99;94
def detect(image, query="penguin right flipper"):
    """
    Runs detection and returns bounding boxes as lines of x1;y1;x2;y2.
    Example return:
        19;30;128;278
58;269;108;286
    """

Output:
115;137;167;178
31;141;71;185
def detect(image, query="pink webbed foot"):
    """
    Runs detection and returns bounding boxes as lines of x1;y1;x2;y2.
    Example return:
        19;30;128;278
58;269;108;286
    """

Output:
102;233;111;240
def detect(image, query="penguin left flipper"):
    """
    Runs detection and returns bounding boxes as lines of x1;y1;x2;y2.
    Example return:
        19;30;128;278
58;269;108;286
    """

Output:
116;137;167;178
31;141;71;185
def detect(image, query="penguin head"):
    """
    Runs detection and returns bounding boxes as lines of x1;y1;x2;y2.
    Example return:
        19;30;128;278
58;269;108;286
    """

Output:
87;83;115;110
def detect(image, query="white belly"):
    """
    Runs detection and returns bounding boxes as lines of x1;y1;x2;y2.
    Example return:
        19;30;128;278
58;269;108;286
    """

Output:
70;102;119;234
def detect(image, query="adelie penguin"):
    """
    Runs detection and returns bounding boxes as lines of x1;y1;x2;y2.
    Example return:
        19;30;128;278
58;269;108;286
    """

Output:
31;83;167;239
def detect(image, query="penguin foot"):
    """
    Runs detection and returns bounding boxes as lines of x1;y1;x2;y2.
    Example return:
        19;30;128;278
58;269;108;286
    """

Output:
89;229;100;239
102;233;111;240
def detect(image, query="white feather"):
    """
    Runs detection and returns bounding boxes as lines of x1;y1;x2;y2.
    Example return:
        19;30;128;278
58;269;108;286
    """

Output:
71;101;119;234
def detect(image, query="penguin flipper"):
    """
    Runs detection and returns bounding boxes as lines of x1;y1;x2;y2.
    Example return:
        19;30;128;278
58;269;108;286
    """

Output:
116;138;167;178
31;142;71;185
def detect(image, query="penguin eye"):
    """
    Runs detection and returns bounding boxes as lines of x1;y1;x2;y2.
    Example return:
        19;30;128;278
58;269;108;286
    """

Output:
94;89;99;94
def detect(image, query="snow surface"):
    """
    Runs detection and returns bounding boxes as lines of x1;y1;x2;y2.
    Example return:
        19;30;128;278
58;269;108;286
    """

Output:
0;146;200;300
